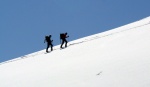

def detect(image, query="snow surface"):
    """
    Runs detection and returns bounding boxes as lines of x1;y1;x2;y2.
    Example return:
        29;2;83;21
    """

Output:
0;17;150;87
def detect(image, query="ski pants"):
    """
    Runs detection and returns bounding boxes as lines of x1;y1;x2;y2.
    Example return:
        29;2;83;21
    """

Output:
60;39;68;48
46;42;53;51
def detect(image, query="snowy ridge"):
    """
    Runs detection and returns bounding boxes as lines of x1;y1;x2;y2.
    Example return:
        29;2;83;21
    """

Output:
1;16;150;65
0;16;150;87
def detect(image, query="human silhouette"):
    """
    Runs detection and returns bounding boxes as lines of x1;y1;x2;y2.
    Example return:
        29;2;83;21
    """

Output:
60;32;69;48
44;35;53;52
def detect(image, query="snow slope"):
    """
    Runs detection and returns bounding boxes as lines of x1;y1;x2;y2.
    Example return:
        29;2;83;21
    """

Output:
0;17;150;87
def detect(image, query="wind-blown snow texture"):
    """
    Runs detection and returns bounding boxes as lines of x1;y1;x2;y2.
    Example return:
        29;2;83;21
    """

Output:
0;17;150;87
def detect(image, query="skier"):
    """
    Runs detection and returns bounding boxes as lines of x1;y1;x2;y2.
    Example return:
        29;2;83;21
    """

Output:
44;35;53;53
60;32;69;48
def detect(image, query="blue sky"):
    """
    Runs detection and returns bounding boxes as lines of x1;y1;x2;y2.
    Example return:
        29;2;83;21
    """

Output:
0;0;150;62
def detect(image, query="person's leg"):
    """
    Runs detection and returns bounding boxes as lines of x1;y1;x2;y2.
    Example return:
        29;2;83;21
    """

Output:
46;43;50;52
60;40;64;48
64;39;68;47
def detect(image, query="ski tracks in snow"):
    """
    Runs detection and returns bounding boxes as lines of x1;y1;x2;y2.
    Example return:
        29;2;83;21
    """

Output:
1;22;150;65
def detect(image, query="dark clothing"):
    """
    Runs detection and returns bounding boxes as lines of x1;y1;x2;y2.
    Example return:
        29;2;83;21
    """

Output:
46;42;53;52
61;38;68;48
60;33;68;48
44;36;53;52
45;36;51;43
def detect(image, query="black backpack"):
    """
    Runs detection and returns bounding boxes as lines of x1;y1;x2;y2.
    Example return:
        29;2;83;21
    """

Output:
60;33;64;39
